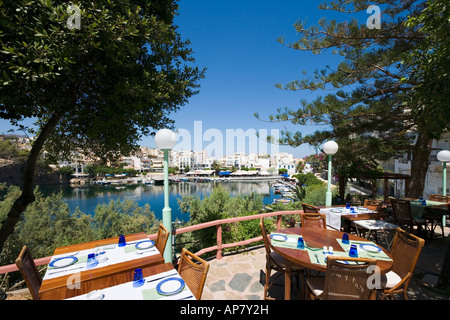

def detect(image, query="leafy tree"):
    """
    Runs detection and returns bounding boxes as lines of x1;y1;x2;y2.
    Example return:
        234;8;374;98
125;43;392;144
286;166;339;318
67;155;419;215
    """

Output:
0;0;205;252
255;0;449;198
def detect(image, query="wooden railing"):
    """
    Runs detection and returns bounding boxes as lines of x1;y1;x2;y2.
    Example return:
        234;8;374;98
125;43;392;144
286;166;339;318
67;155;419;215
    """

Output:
0;210;302;275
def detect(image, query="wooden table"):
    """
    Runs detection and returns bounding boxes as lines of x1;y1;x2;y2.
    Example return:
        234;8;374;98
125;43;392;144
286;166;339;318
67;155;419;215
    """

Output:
39;233;165;300
269;227;394;300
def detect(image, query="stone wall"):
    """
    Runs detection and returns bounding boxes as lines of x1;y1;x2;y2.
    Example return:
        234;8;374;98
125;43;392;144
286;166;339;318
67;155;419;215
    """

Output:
0;159;69;187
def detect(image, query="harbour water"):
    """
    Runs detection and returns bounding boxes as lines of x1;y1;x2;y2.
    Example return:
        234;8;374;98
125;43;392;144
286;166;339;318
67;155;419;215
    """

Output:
40;180;283;223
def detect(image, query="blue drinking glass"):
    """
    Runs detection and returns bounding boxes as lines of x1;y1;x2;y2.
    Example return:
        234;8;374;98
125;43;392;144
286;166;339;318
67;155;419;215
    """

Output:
118;234;126;247
350;207;356;213
346;203;350;209
421;200;426;205
133;268;144;288
297;237;304;249
349;244;358;257
86;253;98;269
342;233;349;245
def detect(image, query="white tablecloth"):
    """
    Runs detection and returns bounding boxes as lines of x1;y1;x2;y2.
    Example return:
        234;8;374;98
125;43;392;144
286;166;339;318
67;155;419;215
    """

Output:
43;238;160;281
320;207;375;230
67;269;195;300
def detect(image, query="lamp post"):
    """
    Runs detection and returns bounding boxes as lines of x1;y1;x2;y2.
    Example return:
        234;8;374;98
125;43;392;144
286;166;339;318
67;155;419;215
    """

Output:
323;141;339;207
154;129;177;263
437;150;450;228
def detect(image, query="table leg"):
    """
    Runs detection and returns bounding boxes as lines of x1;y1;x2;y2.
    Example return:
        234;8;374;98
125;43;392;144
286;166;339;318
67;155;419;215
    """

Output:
285;262;292;300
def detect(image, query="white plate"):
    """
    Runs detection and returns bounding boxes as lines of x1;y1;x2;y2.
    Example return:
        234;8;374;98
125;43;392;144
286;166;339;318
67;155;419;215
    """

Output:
330;209;343;213
135;240;155;250
86;290;104;300
270;234;288;242
156;277;185;296
357;207;368;211
359;243;381;253
49;256;78;269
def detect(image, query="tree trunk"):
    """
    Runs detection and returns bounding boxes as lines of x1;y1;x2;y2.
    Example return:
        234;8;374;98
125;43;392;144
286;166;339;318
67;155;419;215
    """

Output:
406;129;433;198
338;176;346;201
0;114;61;254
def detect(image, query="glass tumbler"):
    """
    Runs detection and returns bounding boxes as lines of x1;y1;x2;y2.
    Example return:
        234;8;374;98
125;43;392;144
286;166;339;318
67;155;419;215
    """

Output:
133;268;144;288
297;237;304;249
342;233;350;245
349;244;358;257
118;234;126;247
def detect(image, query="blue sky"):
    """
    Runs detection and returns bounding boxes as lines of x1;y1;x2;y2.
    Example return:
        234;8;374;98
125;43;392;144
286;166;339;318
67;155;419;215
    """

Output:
0;1;371;158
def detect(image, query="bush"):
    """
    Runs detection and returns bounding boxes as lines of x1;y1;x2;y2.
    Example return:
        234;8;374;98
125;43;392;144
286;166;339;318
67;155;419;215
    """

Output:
177;185;264;255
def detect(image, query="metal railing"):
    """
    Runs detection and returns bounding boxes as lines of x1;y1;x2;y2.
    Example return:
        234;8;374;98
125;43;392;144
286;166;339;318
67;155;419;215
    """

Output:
0;210;302;275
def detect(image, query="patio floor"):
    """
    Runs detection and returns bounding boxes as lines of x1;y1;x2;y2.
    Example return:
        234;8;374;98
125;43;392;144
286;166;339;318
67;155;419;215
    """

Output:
202;227;450;300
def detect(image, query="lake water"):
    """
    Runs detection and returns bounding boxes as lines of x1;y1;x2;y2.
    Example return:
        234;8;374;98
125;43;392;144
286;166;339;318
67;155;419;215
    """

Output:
40;180;282;223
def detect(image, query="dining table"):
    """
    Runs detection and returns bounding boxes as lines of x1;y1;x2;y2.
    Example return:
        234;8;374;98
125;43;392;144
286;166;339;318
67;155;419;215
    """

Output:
319;206;377;231
38;232;165;300
66;262;195;300
410;200;448;220
269;227;394;300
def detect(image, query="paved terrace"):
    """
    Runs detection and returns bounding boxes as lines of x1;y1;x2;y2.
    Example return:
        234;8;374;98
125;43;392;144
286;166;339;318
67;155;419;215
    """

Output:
202;227;450;300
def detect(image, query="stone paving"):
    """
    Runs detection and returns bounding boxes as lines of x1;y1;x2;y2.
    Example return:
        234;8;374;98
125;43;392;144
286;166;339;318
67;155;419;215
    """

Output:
202;228;450;300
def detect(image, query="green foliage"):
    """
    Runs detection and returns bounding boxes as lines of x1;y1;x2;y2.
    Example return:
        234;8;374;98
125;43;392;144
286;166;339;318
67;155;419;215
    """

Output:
293;172;324;187
91;200;159;240
0;0;205;161
178;186;264;254
256;0;449;197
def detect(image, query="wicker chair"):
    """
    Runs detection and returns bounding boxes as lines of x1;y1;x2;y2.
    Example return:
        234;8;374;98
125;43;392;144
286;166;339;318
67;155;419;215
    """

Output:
391;198;426;235
15;246;42;300
259;218;305;300
429;194;450;202
155;223;169;255
302;203;320;213
177;248;210;300
300;213;327;229
306;255;377;300
363;199;388;219
423;195;449;239
378;228;425;300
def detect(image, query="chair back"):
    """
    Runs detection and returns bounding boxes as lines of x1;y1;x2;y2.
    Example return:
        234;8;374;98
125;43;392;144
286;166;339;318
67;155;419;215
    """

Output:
302;203;320;213
390;228;425;279
15;246;42;300
155;223;169;255
429;194;450;203
322;256;377;300
391;198;413;224
363;199;385;219
301;213;326;229
259;218;272;255
177;248;210;300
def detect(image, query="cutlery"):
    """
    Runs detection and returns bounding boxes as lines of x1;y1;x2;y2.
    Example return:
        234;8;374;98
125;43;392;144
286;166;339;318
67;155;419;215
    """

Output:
48;266;84;275
314;253;320;263
146;272;178;283
178;295;194;300
135;248;156;255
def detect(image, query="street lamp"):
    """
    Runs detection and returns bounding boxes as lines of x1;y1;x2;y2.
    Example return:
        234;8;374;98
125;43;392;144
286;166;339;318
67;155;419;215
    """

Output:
437;150;450;228
154;129;177;263
437;150;450;196
323;140;339;207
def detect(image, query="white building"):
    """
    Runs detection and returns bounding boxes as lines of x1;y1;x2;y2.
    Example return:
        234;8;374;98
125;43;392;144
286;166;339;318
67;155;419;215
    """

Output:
384;131;450;198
